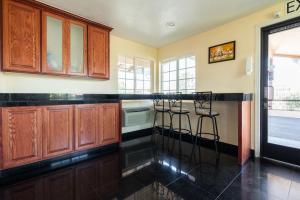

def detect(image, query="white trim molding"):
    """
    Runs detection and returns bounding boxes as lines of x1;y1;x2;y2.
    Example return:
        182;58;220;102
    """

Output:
254;12;300;158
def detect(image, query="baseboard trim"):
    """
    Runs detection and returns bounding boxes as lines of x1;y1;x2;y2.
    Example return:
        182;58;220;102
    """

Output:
122;128;255;158
122;128;153;141
0;143;119;185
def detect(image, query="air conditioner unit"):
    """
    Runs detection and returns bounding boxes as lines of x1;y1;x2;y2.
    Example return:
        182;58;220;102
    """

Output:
123;107;153;127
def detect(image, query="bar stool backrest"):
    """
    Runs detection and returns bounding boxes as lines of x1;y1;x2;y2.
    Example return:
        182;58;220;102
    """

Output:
168;92;183;112
193;92;213;115
153;93;167;111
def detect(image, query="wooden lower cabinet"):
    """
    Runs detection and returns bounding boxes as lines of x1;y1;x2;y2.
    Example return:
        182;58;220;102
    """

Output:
74;104;98;151
43;105;74;158
0;103;120;170
98;103;120;145
1;107;43;169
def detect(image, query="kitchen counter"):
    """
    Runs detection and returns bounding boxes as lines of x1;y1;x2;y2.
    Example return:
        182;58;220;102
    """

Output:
0;92;252;166
0;93;252;107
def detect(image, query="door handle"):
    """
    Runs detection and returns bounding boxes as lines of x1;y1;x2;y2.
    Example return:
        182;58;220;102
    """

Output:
264;86;274;100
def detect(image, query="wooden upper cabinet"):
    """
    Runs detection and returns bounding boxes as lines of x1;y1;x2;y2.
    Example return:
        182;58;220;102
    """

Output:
2;0;41;73
74;104;98;151
42;12;68;75
68;20;88;76
2;0;111;78
42;105;74;159
98;104;120;145
2;107;42;169
88;26;110;79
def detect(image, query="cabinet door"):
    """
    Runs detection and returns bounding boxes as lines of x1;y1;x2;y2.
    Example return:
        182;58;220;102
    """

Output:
42;12;68;74
43;105;74;159
74;104;98;151
2;107;42;169
2;0;40;72
98;104;120;145
68;20;87;76
88;26;109;79
43;170;74;200
3;181;43;200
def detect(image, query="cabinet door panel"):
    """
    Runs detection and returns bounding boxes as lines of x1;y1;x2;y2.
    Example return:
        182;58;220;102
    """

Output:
88;26;109;79
68;20;87;76
98;104;120;145
3;0;40;72
43;105;74;158
42;12;68;74
75;105;98;151
2;107;42;169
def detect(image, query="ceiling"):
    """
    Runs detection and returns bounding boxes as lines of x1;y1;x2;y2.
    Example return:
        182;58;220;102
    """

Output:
270;27;300;58
38;0;277;47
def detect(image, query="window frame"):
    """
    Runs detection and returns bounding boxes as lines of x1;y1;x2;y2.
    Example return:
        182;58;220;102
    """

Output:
160;55;196;94
118;55;152;94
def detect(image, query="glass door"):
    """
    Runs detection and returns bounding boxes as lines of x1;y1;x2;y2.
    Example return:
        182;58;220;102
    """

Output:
261;17;300;165
42;12;67;74
68;20;87;76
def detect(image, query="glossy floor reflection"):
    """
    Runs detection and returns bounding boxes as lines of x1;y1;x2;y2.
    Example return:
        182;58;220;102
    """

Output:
0;137;300;200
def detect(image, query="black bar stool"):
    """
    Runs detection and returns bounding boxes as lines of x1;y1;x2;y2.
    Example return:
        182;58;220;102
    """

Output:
169;92;193;152
152;93;172;147
193;92;220;153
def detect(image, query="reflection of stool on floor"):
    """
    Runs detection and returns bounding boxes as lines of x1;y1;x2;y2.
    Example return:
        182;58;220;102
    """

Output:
152;93;172;147
168;92;193;152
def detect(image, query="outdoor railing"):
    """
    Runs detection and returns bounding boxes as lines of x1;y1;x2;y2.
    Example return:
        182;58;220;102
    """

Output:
269;100;300;111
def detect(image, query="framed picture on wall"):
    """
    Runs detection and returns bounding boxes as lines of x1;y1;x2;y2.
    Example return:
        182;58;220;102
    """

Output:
208;41;236;64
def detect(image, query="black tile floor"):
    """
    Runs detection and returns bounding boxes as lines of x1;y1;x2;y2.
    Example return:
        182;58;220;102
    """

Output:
0;137;300;200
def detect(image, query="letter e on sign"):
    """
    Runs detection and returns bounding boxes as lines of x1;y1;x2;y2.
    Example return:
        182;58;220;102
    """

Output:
285;0;300;15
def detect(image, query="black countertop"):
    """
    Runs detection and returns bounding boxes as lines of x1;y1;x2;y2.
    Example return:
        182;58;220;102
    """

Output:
0;93;253;107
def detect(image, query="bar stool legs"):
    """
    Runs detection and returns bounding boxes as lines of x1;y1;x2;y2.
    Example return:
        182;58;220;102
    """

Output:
193;115;220;154
152;110;173;149
171;113;193;153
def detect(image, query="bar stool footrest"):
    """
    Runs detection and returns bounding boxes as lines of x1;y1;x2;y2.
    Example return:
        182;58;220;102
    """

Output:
172;128;193;135
195;133;220;141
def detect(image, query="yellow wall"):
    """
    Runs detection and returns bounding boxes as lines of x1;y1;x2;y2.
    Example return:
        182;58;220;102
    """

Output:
157;2;287;149
0;35;158;93
0;2;289;149
158;3;284;93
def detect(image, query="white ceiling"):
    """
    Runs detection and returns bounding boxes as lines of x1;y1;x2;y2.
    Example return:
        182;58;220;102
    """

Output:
38;0;277;47
270;27;300;57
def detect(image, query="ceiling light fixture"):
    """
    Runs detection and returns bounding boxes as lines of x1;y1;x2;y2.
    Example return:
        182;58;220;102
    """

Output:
166;22;175;27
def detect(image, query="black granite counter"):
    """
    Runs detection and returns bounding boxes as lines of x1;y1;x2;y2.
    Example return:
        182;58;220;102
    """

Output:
0;93;252;107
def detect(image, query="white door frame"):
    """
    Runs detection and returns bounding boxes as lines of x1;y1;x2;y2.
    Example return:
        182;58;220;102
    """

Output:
254;12;300;157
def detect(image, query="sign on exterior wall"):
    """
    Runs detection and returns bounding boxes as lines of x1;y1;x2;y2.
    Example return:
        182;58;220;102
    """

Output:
285;0;300;15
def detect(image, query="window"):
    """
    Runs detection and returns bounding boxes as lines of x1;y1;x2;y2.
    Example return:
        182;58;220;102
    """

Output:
161;56;196;94
118;55;151;94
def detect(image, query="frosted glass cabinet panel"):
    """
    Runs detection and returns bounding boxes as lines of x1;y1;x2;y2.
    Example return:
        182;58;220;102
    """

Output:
42;12;67;74
69;21;87;75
